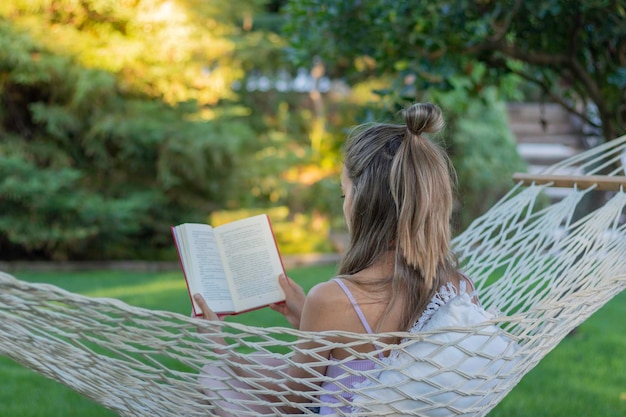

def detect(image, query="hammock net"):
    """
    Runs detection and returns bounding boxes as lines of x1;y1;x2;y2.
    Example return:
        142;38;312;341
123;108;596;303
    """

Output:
1;136;625;416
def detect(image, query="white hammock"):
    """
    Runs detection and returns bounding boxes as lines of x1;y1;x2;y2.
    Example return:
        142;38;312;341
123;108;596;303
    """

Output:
1;136;626;417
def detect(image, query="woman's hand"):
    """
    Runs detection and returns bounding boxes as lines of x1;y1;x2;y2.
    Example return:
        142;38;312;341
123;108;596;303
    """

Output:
269;274;306;329
193;294;228;353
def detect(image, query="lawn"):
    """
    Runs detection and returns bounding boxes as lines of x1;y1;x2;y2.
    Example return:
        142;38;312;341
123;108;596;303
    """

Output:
1;266;624;417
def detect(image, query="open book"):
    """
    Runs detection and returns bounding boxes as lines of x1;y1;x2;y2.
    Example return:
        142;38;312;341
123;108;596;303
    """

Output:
172;214;286;316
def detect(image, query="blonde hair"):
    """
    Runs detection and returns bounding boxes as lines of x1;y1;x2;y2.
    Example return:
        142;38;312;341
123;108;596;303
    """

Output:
339;102;460;330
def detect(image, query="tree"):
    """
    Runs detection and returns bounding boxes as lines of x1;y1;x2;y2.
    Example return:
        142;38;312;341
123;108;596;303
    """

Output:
0;0;265;260
284;0;626;142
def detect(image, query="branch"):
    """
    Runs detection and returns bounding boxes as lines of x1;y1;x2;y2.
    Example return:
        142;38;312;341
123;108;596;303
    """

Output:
567;8;583;59
509;66;601;129
467;39;569;67
490;0;522;43
617;39;626;66
498;42;606;114
474;39;608;129
568;58;607;119
565;11;606;117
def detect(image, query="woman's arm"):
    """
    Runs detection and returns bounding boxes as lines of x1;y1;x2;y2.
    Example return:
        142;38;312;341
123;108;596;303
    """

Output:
193;280;352;412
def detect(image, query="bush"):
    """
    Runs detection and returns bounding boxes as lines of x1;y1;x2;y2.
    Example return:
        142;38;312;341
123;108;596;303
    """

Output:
210;207;335;255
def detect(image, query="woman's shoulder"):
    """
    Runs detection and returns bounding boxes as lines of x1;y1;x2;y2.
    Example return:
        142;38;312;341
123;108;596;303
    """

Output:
305;279;348;308
299;279;358;333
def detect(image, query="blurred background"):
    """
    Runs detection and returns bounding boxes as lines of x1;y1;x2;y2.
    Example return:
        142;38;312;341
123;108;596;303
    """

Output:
0;0;623;263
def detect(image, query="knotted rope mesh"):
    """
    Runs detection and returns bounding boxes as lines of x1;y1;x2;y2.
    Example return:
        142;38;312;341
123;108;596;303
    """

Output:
1;137;625;416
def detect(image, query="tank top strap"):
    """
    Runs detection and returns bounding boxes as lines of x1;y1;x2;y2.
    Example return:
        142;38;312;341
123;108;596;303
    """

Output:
332;278;374;334
462;273;476;292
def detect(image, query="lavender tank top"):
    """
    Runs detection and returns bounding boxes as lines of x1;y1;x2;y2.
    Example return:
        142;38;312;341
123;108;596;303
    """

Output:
318;278;384;415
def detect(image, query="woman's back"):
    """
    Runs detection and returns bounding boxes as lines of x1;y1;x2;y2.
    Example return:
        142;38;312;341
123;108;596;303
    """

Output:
308;261;404;358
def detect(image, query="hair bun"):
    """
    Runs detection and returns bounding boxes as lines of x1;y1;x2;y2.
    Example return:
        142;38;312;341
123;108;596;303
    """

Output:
403;103;445;136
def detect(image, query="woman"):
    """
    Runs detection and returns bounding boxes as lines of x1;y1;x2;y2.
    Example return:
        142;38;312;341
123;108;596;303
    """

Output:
196;102;475;415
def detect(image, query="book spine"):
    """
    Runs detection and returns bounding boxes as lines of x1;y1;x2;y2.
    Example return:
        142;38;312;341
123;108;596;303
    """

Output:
171;226;202;317
265;214;287;277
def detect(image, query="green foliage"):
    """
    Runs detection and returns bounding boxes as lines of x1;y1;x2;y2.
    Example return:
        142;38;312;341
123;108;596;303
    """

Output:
284;0;626;141
283;0;626;230
0;0;362;260
210;206;335;254
224;70;360;231
0;1;264;260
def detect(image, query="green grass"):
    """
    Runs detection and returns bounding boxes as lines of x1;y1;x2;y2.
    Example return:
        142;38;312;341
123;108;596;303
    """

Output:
1;266;625;417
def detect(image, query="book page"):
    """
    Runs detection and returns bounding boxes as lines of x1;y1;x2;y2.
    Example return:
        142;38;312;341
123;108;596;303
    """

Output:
175;224;235;314
215;215;286;312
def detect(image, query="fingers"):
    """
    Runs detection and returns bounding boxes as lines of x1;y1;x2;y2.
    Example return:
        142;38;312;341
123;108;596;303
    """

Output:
279;274;304;295
192;295;227;347
269;303;287;315
277;273;289;291
282;273;296;289
193;294;221;321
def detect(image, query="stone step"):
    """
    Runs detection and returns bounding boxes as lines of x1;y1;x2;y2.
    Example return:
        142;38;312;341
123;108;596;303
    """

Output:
508;120;582;136
507;102;573;123
525;165;585;176
517;143;581;166
515;133;584;148
508;103;585;151
508;103;589;203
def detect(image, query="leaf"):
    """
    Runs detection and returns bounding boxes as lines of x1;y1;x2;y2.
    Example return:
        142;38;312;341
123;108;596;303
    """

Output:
608;67;626;89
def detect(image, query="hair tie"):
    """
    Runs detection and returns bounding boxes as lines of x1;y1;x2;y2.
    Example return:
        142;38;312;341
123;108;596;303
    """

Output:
406;123;426;137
